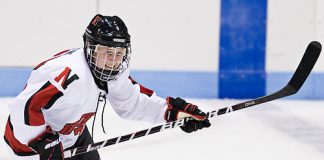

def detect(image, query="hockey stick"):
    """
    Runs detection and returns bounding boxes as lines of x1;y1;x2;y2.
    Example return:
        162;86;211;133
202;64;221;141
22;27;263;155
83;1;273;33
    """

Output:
63;41;321;158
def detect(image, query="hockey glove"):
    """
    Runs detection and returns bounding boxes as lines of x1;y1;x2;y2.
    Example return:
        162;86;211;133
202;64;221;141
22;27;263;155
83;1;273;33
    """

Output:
164;97;211;133
28;127;64;160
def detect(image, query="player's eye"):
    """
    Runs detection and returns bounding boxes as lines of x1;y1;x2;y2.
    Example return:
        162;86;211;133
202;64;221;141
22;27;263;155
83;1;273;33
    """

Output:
116;52;124;57
106;51;114;55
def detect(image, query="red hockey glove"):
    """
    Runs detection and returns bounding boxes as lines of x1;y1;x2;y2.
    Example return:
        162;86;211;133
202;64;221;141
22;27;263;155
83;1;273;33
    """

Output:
28;127;64;160
164;97;211;133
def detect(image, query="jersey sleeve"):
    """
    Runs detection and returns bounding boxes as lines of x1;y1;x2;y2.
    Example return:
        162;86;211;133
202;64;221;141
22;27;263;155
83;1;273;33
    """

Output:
107;71;167;124
7;68;63;147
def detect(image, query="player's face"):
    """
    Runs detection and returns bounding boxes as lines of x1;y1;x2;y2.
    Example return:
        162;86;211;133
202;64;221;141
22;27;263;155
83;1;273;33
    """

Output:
93;45;126;70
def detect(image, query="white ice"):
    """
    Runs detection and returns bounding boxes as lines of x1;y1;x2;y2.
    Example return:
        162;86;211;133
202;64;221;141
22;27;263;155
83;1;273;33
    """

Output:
0;98;324;160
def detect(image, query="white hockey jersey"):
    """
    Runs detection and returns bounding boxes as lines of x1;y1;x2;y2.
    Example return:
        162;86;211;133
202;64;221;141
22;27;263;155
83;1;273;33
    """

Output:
4;48;167;158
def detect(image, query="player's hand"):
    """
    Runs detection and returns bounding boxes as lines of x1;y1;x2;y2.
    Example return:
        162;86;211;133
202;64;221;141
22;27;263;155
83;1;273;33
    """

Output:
164;97;211;133
28;127;63;160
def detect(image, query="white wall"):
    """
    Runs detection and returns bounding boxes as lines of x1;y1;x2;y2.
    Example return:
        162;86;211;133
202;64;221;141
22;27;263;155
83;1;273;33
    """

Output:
0;0;220;72
266;0;324;72
316;0;324;72
0;0;97;67
100;0;220;71
1;0;324;73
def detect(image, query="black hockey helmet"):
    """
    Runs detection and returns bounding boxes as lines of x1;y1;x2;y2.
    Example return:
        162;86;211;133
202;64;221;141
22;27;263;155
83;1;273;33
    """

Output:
83;14;131;82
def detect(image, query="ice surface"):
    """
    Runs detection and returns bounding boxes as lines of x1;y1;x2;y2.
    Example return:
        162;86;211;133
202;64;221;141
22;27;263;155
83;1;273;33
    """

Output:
0;98;324;160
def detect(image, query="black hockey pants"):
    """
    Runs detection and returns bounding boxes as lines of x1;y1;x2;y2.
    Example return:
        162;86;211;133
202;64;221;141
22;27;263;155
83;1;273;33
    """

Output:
64;126;100;160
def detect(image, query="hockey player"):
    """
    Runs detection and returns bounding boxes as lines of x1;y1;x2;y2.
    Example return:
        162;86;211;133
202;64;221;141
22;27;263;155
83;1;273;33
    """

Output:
4;14;211;160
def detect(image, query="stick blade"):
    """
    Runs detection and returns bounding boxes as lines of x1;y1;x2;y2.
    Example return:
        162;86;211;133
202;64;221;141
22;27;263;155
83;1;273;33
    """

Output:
288;41;322;93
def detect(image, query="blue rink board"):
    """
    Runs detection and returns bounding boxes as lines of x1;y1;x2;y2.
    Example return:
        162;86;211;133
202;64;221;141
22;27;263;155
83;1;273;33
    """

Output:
267;72;324;100
0;68;218;98
219;0;267;99
0;67;324;99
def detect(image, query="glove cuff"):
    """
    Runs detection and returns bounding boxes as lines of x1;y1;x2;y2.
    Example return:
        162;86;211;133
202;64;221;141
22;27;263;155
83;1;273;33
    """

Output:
164;96;206;121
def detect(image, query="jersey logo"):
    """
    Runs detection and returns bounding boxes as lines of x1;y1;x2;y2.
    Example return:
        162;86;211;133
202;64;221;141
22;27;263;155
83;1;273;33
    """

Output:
59;113;95;135
24;67;79;126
